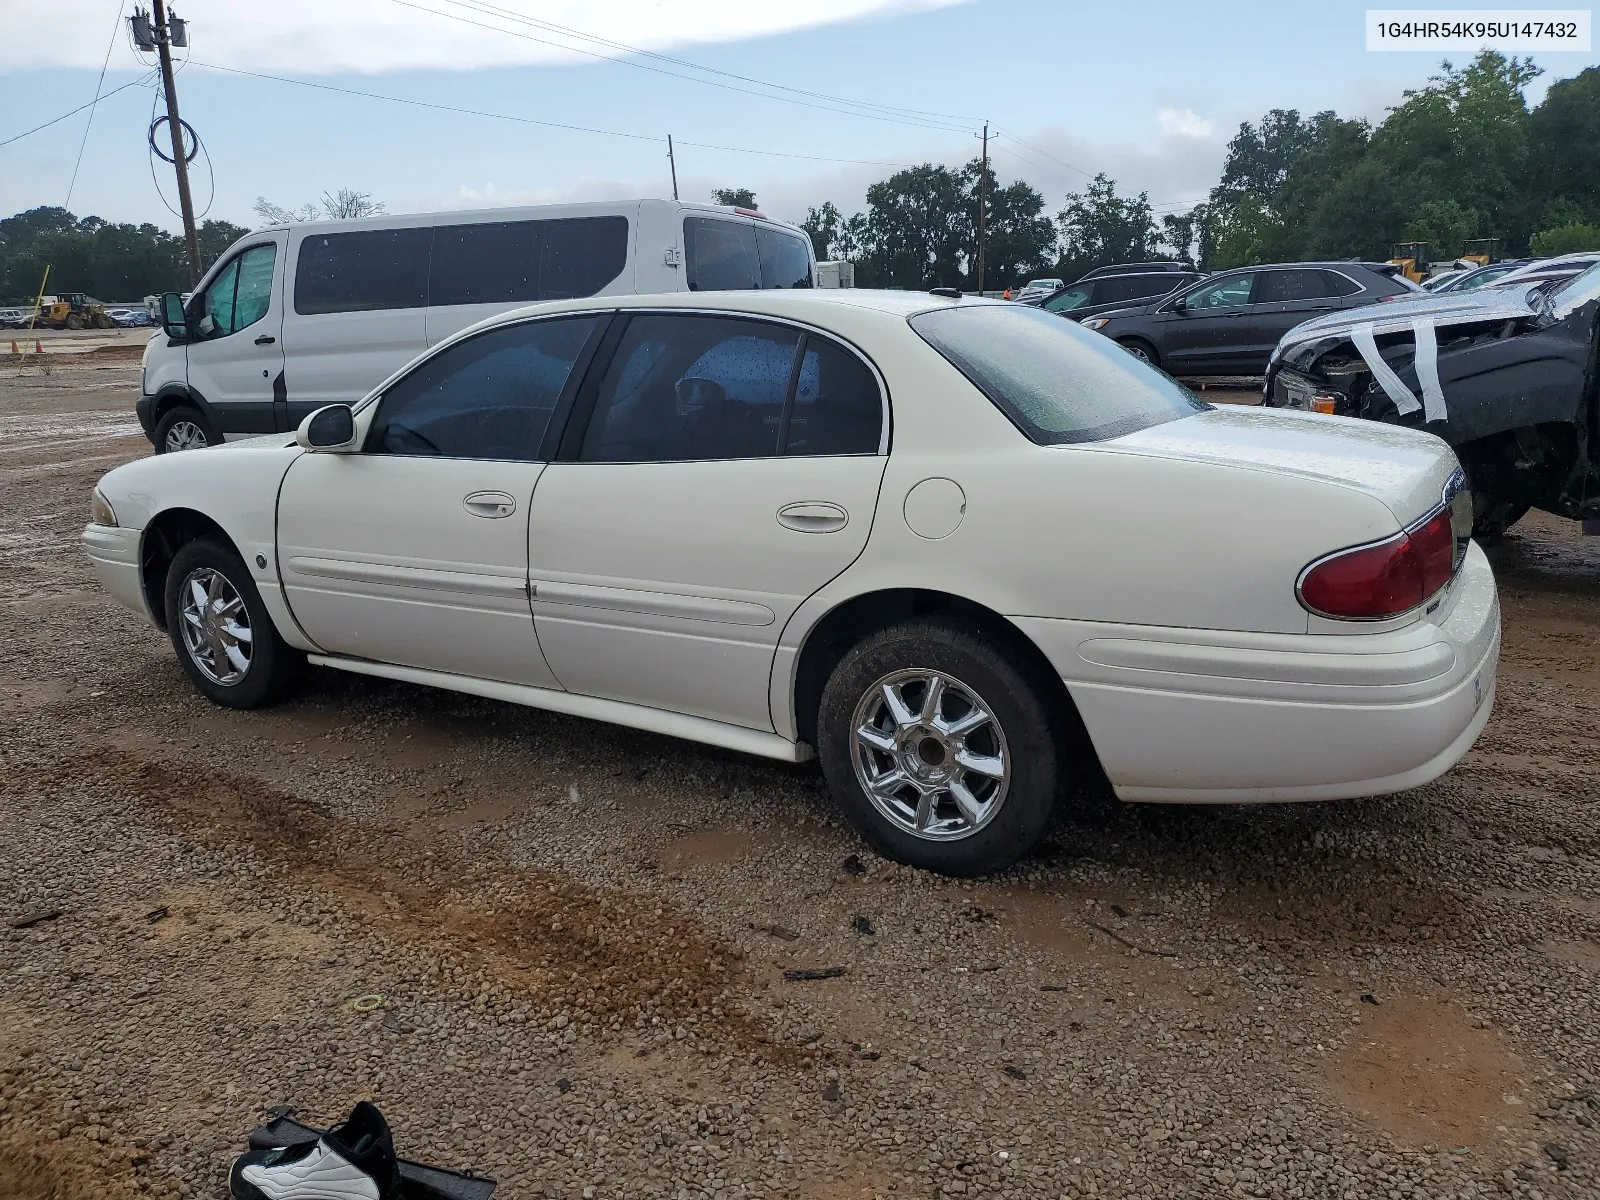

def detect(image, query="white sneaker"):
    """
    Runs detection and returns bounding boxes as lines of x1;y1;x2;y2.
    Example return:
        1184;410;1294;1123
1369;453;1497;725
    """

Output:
231;1102;401;1200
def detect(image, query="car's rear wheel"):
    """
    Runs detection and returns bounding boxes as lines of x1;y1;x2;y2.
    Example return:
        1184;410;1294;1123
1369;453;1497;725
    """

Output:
817;616;1064;876
154;405;216;453
1117;337;1159;367
164;537;301;709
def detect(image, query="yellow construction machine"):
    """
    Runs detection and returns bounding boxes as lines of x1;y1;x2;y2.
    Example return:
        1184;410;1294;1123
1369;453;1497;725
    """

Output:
34;293;115;330
1387;241;1430;284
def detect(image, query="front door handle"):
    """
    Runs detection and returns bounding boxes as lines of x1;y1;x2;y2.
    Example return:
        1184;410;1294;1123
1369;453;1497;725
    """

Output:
255;335;276;345
464;490;516;519
778;502;847;533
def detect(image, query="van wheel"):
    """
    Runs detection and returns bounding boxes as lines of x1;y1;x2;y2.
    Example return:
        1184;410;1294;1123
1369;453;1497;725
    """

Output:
164;537;301;709
154;405;216;453
817;616;1064;876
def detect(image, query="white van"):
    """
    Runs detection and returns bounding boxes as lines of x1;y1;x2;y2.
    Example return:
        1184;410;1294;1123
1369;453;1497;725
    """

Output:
138;199;817;451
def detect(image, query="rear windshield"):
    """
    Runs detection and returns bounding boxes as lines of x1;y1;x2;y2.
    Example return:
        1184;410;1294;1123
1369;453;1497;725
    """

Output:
910;304;1209;445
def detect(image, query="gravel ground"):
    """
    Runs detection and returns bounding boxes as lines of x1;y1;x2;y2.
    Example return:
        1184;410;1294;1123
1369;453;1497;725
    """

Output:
1;360;1596;1200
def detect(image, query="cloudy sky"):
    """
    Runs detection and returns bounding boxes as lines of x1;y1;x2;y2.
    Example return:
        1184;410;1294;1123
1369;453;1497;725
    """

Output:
3;0;1596;231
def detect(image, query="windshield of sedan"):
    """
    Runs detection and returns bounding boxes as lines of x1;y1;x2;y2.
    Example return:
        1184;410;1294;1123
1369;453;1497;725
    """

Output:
1547;261;1600;318
910;303;1210;445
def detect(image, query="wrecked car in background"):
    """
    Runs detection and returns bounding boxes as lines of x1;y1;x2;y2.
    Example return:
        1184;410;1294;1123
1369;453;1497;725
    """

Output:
1264;263;1600;538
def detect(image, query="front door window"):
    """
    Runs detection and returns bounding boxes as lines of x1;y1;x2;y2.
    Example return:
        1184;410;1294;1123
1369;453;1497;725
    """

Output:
196;244;277;339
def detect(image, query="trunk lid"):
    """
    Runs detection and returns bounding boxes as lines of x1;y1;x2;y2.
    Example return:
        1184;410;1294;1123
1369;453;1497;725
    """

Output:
1100;405;1460;528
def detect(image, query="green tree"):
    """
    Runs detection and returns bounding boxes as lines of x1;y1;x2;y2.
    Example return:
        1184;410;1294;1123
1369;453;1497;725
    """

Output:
0;206;249;303
1160;210;1199;264
801;201;845;261
963;157;1055;289
858;164;970;289
711;188;758;209
1403;198;1480;258
1526;66;1600;226
1054;174;1157;278
1530;223;1600;255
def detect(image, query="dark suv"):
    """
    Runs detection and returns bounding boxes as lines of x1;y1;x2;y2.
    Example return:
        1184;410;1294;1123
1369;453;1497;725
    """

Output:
1028;270;1203;322
1080;262;1417;375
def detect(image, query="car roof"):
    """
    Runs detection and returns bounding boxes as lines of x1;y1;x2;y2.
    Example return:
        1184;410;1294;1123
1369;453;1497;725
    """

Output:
470;287;1007;330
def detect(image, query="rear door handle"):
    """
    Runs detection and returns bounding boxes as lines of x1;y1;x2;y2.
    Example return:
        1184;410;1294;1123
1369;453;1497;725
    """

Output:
464;490;516;519
255;335;276;345
778;502;847;533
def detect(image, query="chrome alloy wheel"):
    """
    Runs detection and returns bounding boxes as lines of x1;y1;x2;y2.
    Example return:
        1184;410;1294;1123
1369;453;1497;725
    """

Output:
850;669;1011;841
178;567;253;685
164;419;208;452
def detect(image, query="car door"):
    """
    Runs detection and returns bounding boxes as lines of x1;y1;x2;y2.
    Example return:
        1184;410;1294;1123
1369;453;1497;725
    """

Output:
527;311;888;731
1246;268;1353;371
1159;272;1257;372
184;236;286;438
275;313;603;687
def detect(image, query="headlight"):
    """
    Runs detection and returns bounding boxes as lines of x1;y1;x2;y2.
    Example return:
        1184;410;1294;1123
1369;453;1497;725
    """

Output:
1080;317;1111;331
90;488;117;527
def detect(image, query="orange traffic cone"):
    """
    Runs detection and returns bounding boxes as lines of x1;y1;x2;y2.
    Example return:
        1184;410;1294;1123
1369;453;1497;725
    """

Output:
35;339;44;354
9;341;17;355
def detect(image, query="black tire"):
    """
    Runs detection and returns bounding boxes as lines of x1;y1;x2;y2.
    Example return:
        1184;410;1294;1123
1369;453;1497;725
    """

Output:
1117;337;1159;367
153;405;217;453
164;536;301;709
817;616;1066;876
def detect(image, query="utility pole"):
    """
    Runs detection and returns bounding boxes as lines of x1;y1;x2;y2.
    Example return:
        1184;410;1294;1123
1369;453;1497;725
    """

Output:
977;123;989;297
150;0;200;284
667;134;679;201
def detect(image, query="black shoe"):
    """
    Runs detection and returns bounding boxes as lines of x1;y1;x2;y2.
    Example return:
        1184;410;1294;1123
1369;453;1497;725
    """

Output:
231;1101;402;1200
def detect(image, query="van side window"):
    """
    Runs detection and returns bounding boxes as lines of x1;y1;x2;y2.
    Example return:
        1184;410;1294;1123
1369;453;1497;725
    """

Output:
685;218;759;291
428;216;628;307
755;227;814;289
196;243;277;338
365;316;597;461
294;228;430;315
684;217;814;291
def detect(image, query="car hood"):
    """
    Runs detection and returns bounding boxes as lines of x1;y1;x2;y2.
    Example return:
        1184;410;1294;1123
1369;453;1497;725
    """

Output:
1276;284;1541;355
1097;405;1457;526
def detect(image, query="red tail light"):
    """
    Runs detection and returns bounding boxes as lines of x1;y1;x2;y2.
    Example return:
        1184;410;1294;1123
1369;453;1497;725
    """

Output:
1298;507;1458;620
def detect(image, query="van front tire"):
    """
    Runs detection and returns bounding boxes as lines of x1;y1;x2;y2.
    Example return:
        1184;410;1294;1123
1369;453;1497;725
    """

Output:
154;405;217;453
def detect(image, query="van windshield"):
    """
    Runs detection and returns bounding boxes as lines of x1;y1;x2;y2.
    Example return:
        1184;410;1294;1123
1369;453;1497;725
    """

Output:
910;303;1209;445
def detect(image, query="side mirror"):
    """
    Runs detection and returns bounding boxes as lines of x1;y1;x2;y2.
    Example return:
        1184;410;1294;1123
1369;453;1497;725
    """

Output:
161;292;188;339
1169;294;1188;313
297;404;357;452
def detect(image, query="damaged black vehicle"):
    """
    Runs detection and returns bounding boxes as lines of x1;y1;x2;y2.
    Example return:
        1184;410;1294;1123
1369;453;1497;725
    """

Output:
1263;262;1600;539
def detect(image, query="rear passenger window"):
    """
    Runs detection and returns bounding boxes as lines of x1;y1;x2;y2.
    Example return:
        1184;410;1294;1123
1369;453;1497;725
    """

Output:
685;218;760;291
755;228;814;289
365;316;596;460
427;217;628;307
294;228;430;315
785;337;881;455
1255;269;1342;303
1325;271;1362;297
581;315;798;461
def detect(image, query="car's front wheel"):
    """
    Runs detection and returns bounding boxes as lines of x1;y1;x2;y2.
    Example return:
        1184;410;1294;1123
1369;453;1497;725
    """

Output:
817;617;1064;876
164;537;301;709
1117;337;1159;367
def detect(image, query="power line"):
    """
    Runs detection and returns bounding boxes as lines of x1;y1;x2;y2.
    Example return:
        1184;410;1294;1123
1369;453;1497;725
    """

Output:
187;60;920;169
388;0;977;137
65;1;127;209
0;75;156;150
422;0;985;127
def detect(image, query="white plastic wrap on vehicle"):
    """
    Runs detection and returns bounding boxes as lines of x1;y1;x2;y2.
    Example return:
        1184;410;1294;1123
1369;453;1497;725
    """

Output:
1351;323;1421;416
1411;317;1448;424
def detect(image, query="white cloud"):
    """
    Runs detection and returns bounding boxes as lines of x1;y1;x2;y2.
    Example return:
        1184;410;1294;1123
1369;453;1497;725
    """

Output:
3;0;967;75
1156;107;1214;140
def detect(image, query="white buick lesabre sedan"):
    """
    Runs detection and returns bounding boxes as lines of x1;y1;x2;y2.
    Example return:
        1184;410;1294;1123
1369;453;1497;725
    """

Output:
84;290;1500;875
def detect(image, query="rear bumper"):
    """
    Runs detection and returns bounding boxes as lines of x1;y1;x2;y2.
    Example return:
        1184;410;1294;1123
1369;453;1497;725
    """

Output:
1015;542;1500;803
83;523;155;625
